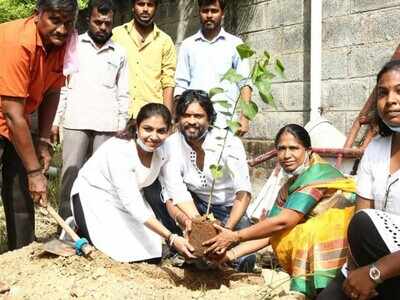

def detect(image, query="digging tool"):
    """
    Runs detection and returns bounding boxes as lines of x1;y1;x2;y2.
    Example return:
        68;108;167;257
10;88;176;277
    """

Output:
42;205;94;257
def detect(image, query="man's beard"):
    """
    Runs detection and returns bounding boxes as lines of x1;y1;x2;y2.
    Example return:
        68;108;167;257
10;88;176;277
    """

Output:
134;14;154;27
88;30;112;46
181;124;208;141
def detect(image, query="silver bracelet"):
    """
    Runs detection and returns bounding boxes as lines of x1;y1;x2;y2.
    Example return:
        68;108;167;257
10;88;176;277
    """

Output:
169;234;178;247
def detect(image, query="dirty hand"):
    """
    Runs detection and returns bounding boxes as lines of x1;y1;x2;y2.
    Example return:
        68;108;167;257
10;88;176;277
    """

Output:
50;126;60;145
36;141;53;173
202;224;239;255
343;266;378;300
172;236;196;259
236;116;249;137
28;172;48;207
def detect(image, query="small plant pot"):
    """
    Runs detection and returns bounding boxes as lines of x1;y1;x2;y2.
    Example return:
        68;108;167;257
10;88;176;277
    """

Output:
188;216;220;258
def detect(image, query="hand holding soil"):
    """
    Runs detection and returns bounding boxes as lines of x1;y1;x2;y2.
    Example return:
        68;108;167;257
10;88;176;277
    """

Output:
172;236;196;259
203;224;239;255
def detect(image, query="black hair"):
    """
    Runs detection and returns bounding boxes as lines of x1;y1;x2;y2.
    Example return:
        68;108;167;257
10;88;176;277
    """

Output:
117;103;171;140
37;0;78;14
175;89;217;127
274;124;312;149
132;0;159;6
198;0;225;10
374;60;400;137
88;0;115;16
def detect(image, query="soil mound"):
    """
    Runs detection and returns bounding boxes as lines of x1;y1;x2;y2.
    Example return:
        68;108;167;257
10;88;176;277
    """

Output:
0;242;266;299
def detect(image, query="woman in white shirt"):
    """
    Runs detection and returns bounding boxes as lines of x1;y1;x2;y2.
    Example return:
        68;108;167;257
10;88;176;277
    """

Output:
318;60;400;299
70;103;195;263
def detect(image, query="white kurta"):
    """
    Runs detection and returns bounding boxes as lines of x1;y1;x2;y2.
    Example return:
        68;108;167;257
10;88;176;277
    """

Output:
71;137;167;262
356;135;400;253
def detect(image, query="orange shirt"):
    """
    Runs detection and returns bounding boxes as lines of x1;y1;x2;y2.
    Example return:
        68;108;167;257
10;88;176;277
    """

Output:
0;17;66;139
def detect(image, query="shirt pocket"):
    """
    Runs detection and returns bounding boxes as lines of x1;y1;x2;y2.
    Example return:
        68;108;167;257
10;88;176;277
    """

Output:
103;59;119;88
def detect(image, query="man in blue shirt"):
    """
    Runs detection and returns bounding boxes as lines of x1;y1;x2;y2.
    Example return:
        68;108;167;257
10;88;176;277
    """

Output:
174;0;252;136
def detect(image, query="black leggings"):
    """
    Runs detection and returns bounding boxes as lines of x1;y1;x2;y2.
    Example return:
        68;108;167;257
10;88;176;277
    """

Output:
72;193;92;244
317;211;400;300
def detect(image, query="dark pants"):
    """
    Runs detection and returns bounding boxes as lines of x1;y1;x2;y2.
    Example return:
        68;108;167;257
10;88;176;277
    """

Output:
0;138;35;250
143;180;256;272
317;211;400;300
71;193;92;244
142;179;182;235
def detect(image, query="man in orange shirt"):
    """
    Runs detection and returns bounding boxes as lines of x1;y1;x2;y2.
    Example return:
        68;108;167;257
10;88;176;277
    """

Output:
0;0;78;250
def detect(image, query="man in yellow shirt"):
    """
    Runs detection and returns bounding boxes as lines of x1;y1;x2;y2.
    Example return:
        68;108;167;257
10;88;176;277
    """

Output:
112;0;176;117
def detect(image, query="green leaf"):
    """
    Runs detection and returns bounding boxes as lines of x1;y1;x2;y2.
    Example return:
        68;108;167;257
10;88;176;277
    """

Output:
220;111;233;117
210;164;223;180
262;51;271;67
236;43;256;60
209;87;224;98
213;100;232;109
255;78;275;107
275;59;285;78
222;68;245;84
227;120;241;135
239;99;259;120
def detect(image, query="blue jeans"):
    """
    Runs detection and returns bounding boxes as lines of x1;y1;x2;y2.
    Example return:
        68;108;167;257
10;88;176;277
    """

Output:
194;199;256;273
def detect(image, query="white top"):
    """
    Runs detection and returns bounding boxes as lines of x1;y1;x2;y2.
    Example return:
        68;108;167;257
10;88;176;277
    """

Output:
357;135;400;215
71;137;167;262
54;33;130;132
160;129;252;206
174;28;251;128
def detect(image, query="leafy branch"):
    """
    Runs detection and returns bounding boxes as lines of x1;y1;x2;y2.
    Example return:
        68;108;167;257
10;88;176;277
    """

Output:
206;43;285;216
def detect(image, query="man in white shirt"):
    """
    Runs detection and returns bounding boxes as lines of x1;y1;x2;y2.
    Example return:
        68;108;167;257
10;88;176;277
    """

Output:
153;89;255;271
174;0;252;136
52;0;130;219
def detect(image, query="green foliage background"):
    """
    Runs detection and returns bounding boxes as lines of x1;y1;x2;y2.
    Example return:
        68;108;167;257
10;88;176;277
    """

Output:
0;0;89;23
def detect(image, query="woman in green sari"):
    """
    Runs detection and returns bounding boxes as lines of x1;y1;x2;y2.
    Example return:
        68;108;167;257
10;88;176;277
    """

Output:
203;124;356;298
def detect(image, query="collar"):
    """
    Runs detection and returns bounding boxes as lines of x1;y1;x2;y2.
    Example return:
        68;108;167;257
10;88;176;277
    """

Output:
194;27;227;43
20;17;46;52
81;32;115;51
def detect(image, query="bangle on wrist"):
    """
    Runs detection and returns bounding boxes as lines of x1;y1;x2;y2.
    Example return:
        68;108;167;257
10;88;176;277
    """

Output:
168;233;178;247
26;167;42;176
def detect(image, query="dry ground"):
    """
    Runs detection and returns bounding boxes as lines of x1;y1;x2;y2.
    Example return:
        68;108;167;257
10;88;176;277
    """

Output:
0;206;296;300
0;159;297;299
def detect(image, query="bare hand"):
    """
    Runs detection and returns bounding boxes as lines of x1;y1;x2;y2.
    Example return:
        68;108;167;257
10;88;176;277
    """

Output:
183;218;192;239
202;224;239;255
50;126;59;145
28;172;48;207
172;236;196;259
236;116;249;137
207;249;235;265
343;266;378;300
36;142;52;173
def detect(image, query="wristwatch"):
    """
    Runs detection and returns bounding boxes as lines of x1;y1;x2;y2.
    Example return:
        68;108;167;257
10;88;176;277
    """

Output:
369;263;383;284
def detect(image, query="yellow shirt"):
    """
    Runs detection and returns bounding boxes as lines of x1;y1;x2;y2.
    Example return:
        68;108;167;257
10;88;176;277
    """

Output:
112;21;176;117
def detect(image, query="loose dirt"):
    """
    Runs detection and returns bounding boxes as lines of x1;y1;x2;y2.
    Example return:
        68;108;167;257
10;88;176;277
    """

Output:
0;209;294;300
